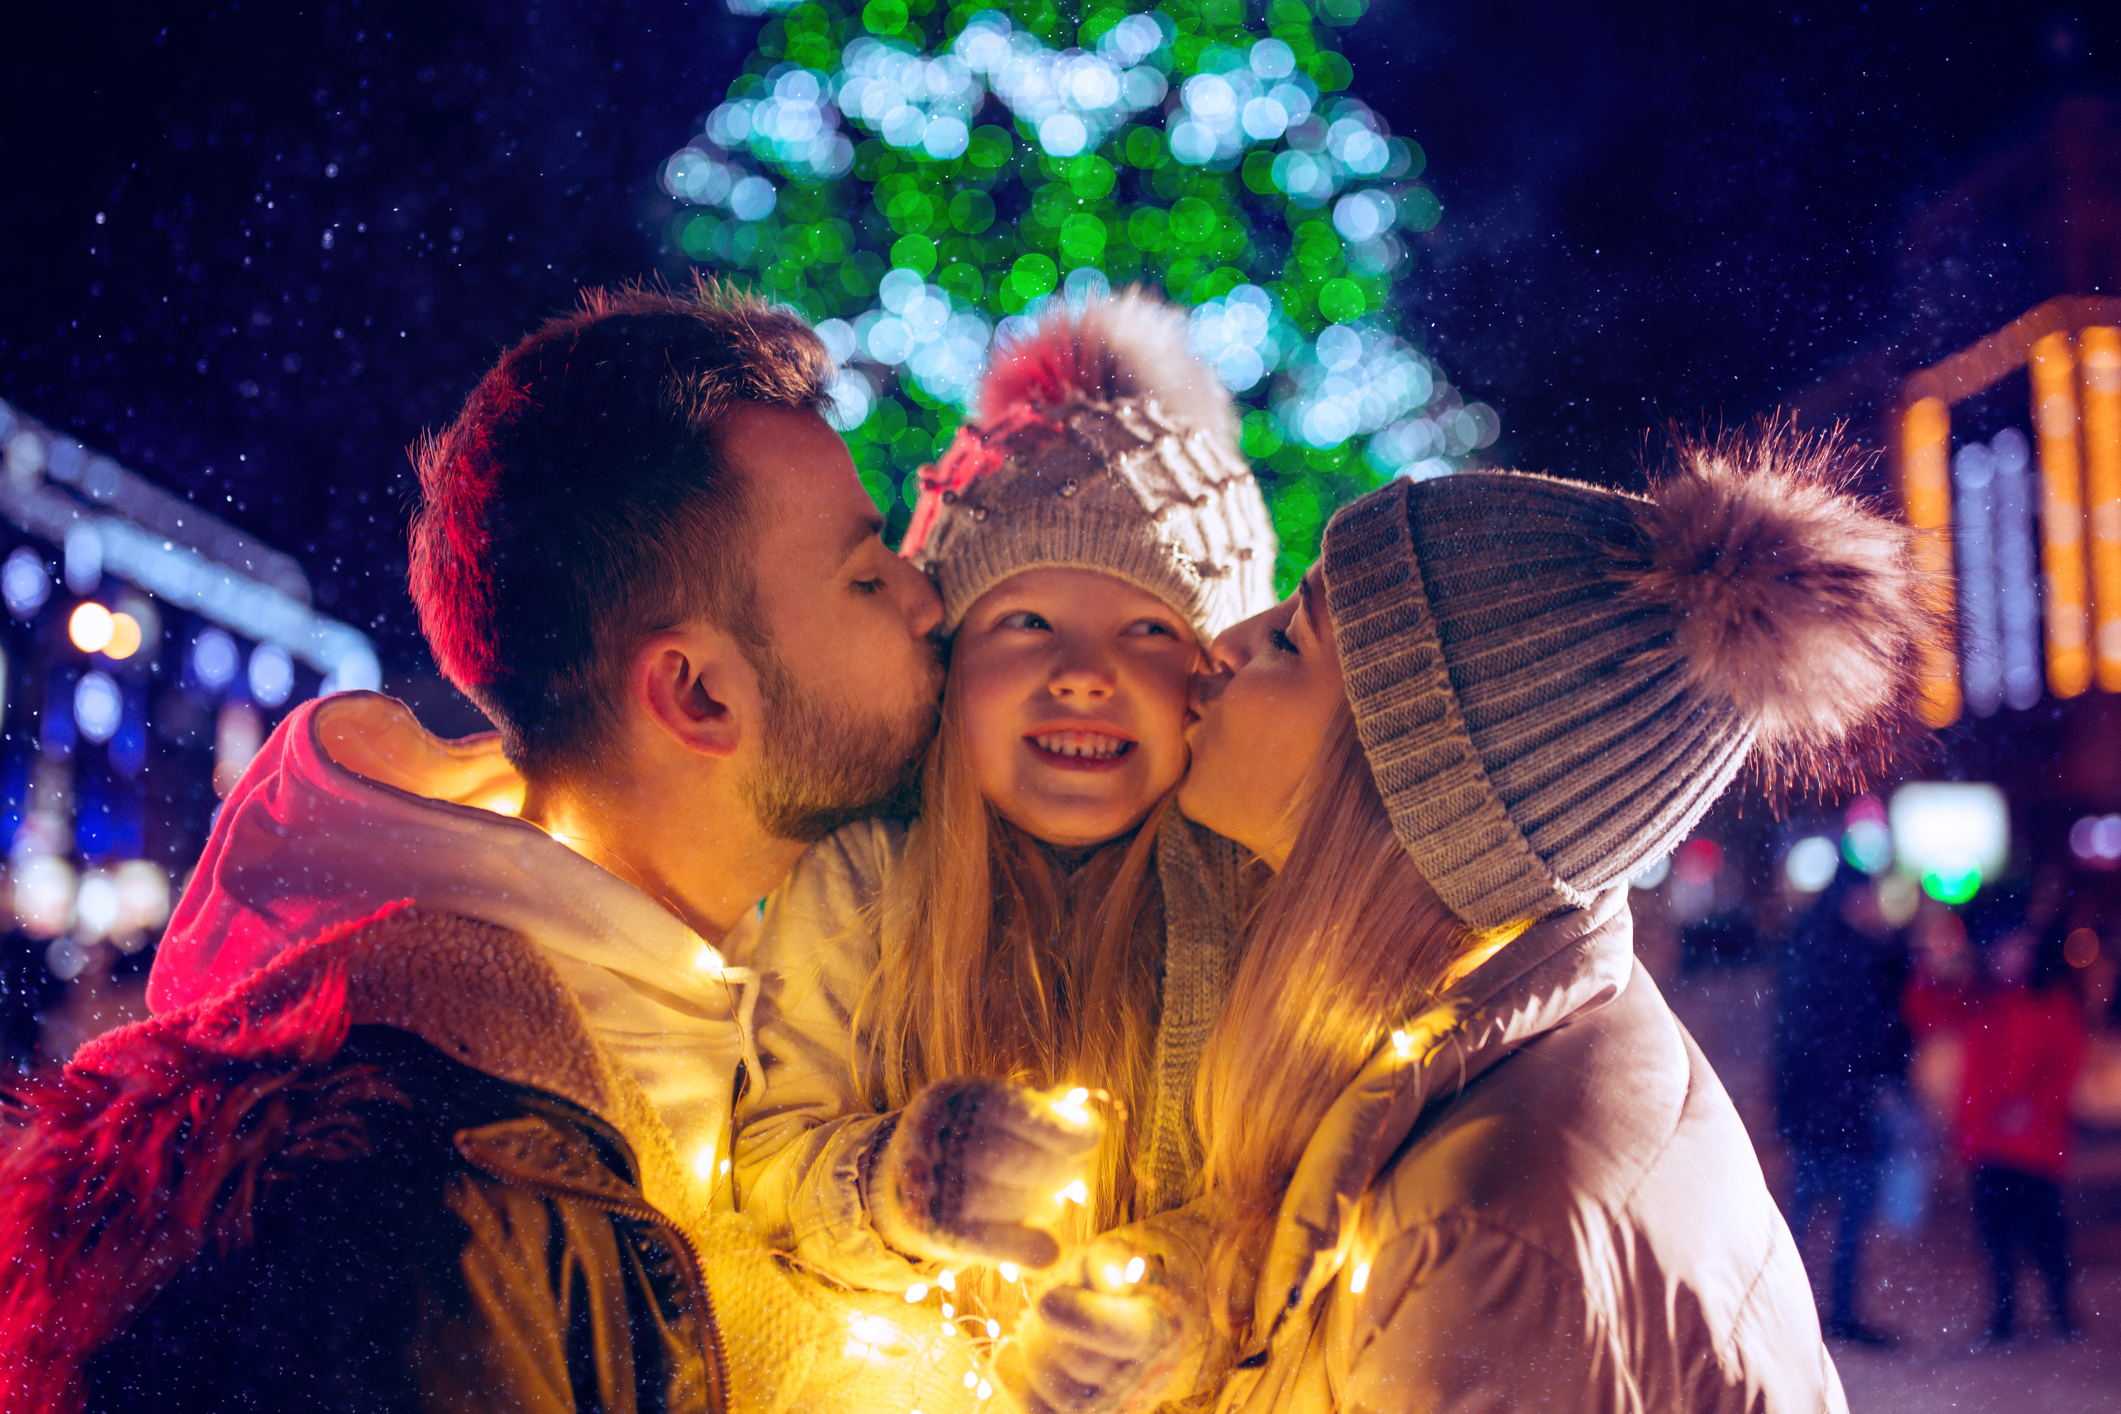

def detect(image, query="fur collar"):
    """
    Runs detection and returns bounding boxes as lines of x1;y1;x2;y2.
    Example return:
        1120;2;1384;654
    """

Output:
0;902;704;1414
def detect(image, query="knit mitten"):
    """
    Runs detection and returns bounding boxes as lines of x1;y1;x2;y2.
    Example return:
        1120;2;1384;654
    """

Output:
995;1229;1210;1414
870;1076;1099;1269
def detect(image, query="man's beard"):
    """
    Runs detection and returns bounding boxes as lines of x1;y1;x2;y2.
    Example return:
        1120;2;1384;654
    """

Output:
740;642;943;844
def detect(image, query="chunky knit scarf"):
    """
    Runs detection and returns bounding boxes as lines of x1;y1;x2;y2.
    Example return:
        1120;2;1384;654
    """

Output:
1138;811;1255;1215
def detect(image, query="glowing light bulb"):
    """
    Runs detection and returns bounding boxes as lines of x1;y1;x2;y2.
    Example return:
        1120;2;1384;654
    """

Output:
69;602;114;653
1391;1029;1412;1058
719;1158;730;1175
1057;1179;1089;1205
1102;1263;1124;1288
906;1282;930;1303
976;1381;993;1400
104;612;141;660
1123;1256;1145;1285
941;1303;954;1319
937;1270;956;1292
1052;1086;1092;1124
963;1372;978;1390
985;1319;1000;1339
998;1263;1020;1284
1349;1262;1370;1294
696;943;726;972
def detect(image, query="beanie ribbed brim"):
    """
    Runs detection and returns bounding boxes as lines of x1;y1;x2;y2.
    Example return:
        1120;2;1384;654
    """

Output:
1322;484;1577;929
931;501;1207;635
914;404;1278;640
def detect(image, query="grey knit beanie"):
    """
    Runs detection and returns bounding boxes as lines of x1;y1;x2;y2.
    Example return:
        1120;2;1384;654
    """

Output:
1321;439;1927;929
901;290;1278;640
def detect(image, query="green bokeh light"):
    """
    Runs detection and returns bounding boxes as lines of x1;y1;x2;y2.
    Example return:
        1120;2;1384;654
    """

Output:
1922;868;1982;905
666;0;1497;580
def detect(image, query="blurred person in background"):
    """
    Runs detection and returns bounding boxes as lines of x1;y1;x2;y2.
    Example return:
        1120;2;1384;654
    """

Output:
1775;861;1912;1347
1907;917;2087;1344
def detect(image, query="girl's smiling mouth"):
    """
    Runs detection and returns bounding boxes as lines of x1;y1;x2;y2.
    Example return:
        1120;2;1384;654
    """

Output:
1026;728;1135;769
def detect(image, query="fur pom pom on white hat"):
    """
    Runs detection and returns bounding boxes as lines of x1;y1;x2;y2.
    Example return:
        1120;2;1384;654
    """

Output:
1320;429;1931;930
974;288;1240;447
902;289;1277;638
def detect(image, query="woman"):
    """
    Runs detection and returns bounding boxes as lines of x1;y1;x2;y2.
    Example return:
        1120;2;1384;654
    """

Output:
1075;439;1921;1413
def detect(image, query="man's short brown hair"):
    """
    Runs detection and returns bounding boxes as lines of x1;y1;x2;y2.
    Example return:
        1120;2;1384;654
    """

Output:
409;281;835;776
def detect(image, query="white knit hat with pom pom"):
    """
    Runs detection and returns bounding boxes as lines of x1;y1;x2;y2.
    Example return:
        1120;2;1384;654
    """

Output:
902;288;1278;639
1321;433;1930;929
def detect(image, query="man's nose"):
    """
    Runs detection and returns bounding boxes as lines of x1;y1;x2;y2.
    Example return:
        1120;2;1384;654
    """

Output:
898;559;944;640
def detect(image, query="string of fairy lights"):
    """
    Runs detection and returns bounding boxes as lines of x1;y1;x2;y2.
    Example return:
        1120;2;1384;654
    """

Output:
661;0;1497;590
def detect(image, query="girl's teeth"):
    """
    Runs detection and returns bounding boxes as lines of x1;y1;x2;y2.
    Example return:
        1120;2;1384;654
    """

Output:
1034;731;1127;759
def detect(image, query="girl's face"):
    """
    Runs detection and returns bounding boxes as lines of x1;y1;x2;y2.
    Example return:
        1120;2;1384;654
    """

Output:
952;568;1201;848
1179;568;1348;869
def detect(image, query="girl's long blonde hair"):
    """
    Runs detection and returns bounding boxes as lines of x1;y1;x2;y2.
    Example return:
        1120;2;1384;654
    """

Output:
854;665;1170;1230
1193;706;1526;1334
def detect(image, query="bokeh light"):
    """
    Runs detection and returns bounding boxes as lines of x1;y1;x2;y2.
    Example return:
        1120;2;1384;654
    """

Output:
3;548;50;620
249;643;295;707
103;612;142;661
192;628;239;692
1784;836;1839;893
13;855;76;939
68;602;114;653
74;670;122;743
664;0;1477;587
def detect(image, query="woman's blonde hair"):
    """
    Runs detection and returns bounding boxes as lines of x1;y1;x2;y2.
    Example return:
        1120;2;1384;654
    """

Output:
854;665;1170;1230
1193;705;1525;1334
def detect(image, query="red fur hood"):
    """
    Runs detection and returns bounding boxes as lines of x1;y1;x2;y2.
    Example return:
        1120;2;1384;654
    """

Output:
150;690;724;1016
1;935;372;1414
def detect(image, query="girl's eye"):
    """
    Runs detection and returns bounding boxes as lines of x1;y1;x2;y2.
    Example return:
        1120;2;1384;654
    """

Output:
998;610;1052;631
1122;619;1179;638
851;578;886;596
1269;627;1299;655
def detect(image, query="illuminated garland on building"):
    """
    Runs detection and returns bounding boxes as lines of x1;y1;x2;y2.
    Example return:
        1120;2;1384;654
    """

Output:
661;0;1495;584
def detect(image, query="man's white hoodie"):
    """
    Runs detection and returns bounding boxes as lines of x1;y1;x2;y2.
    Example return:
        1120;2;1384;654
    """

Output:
150;689;757;1191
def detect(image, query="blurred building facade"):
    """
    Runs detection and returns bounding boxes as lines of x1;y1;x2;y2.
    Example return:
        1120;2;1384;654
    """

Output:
0;398;378;1068
1636;80;2121;1204
1750;85;2121;944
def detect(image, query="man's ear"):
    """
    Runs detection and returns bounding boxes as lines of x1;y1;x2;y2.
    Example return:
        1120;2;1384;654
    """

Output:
630;622;757;760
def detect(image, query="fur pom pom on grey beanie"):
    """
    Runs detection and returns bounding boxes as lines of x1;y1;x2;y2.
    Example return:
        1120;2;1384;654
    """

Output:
901;289;1279;640
1322;435;1929;930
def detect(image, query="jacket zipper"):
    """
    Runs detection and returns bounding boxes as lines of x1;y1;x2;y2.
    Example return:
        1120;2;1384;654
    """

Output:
492;1172;731;1411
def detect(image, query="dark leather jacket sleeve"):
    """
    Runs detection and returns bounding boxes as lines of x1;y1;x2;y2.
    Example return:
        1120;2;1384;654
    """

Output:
80;1026;723;1414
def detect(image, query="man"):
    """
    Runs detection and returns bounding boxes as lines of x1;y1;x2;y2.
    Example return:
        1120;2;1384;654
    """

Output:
0;283;943;1413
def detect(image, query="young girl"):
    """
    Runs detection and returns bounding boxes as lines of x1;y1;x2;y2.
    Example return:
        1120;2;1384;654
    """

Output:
732;292;1277;1402
1069;438;1925;1412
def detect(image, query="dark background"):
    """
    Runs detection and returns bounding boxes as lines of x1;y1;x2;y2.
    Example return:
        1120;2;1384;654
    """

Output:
2;0;2114;680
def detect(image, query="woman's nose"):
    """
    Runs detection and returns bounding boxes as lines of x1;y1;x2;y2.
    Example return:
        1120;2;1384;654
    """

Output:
1209;608;1273;673
1190;663;1232;713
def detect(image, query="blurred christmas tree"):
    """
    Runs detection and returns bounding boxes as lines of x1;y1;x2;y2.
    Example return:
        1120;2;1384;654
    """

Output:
660;0;1496;585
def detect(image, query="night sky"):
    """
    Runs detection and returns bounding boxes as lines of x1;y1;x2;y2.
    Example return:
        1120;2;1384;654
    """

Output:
3;0;2115;683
